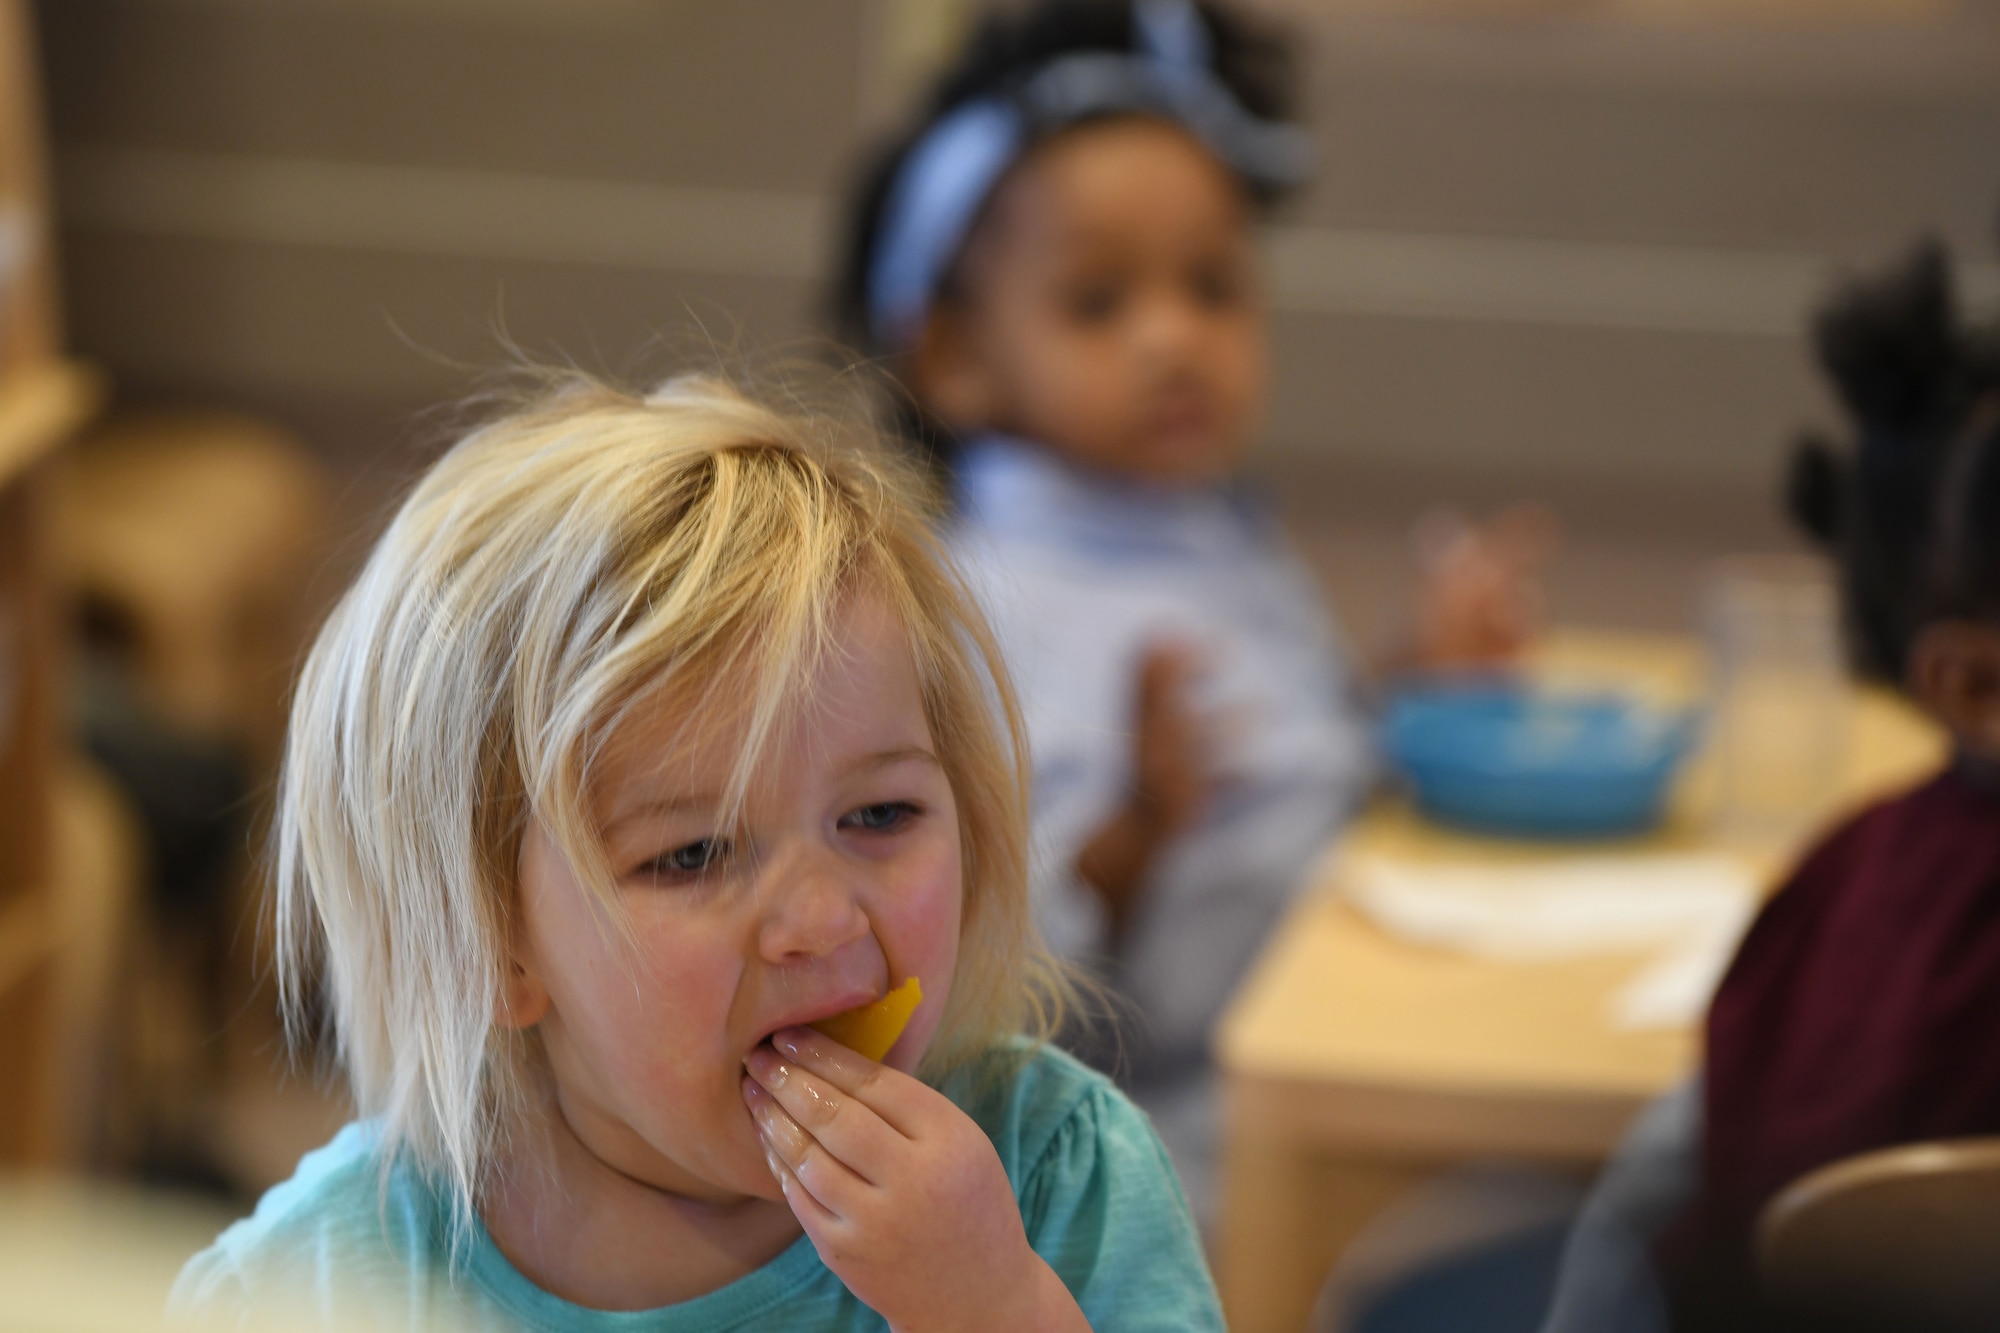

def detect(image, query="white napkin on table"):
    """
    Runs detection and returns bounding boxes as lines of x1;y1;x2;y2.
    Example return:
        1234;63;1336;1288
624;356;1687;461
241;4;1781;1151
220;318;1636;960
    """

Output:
1343;852;1760;1030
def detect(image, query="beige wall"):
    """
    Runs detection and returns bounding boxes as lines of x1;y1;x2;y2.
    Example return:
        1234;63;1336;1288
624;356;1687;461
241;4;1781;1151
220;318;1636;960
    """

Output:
31;0;2000;504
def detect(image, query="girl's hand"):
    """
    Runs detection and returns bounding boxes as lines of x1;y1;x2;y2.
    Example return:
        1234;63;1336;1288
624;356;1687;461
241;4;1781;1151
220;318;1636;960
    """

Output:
1129;642;1214;837
1076;641;1217;934
1409;505;1560;671
742;1028;1089;1332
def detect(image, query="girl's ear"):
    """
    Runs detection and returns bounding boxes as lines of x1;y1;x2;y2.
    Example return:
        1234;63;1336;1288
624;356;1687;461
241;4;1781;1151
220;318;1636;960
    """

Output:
912;305;996;431
495;944;552;1030
1908;620;2000;758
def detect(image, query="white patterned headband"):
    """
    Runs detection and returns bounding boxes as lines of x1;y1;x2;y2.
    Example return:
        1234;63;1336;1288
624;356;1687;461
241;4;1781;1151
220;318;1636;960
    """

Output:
866;0;1312;349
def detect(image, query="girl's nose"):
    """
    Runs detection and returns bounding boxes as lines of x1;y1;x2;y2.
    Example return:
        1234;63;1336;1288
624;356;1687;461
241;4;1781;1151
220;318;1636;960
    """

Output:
1134;289;1204;362
754;843;872;963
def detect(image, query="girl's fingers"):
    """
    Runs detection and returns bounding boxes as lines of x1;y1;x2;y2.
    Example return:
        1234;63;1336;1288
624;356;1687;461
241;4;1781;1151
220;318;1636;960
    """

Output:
765;1025;930;1137
761;1131;841;1233
744;1076;871;1213
744;1044;909;1179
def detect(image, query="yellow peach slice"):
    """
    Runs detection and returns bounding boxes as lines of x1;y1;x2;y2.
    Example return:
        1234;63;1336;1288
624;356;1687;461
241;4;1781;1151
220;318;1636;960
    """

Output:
809;977;923;1062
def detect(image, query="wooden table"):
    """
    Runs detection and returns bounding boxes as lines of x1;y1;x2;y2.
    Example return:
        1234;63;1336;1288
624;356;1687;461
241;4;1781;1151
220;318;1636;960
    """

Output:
1214;630;1948;1333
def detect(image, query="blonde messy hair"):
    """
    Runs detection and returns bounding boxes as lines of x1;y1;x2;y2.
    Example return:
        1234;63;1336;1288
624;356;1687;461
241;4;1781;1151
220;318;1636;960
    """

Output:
274;370;1066;1222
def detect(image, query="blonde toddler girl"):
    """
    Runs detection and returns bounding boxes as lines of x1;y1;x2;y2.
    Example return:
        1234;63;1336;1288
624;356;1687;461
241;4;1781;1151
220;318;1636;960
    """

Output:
171;372;1219;1330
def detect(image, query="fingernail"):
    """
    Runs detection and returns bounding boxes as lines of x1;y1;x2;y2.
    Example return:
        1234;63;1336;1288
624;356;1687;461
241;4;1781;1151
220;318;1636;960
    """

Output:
772;1027;810;1058
762;1147;785;1182
745;1046;789;1088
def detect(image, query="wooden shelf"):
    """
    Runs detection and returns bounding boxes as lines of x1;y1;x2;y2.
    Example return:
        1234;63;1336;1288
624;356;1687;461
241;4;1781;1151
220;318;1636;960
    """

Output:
0;0;95;1170
0;361;99;490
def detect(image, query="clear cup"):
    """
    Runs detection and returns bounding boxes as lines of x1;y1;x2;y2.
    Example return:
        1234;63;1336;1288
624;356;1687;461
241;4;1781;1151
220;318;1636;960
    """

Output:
1702;555;1851;841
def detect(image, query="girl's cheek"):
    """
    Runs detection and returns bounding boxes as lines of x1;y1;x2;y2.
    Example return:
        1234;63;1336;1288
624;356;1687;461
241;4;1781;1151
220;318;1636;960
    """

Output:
633;921;738;1054
888;845;964;982
854;841;961;1074
888;860;956;964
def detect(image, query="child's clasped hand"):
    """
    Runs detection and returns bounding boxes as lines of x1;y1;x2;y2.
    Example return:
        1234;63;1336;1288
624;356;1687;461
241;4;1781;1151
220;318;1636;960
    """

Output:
1409;505;1561;671
745;1027;1084;1332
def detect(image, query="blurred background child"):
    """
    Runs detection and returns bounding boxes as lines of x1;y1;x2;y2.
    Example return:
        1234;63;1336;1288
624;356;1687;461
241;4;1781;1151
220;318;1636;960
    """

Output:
1541;240;2000;1333
831;0;1550;1217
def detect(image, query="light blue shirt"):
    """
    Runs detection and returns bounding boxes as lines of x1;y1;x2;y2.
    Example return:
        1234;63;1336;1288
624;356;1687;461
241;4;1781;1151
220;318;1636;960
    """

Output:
951;437;1373;1074
170;1043;1221;1331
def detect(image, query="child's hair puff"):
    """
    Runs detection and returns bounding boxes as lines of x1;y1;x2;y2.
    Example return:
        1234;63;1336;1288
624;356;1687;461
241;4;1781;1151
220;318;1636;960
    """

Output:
274;368;1067;1227
1787;239;2000;682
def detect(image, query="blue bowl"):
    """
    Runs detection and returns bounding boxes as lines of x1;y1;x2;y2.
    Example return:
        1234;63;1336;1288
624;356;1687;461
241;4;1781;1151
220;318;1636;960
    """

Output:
1383;682;1698;839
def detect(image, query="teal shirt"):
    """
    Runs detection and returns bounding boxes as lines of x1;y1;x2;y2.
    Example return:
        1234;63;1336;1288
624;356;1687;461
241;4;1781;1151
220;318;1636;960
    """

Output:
172;1044;1222;1330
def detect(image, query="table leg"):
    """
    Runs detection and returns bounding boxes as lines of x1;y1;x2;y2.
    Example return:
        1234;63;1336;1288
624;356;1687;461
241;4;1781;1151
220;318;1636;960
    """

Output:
1219;1128;1435;1333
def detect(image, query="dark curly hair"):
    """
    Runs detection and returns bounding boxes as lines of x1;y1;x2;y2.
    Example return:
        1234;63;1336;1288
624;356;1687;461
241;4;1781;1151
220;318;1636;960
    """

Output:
828;0;1302;365
1786;238;2000;685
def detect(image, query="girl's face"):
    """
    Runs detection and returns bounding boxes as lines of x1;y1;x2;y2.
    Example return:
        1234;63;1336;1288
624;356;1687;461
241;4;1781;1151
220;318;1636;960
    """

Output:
919;117;1266;486
506;591;964;1207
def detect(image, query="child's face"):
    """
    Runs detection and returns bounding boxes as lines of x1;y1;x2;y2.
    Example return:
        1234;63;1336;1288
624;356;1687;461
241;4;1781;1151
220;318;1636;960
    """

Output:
506;590;963;1207
1910;619;2000;760
921;117;1266;486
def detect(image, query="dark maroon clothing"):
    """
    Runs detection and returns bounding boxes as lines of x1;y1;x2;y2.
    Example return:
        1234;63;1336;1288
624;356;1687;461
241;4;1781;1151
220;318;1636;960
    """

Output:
1666;762;2000;1328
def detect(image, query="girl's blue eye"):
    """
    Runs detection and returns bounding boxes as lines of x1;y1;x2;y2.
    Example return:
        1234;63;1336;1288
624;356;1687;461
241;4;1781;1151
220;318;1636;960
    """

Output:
841;802;918;833
643;838;728;879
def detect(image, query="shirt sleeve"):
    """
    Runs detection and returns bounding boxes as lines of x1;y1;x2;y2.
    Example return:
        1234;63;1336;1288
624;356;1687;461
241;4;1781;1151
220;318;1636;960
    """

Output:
1024;760;1113;962
951;538;1119;964
1018;1083;1225;1331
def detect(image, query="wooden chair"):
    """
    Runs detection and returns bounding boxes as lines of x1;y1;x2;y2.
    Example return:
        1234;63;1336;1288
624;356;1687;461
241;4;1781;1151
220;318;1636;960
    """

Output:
43;755;146;1166
51;409;333;769
47;411;336;1182
1758;1137;2000;1332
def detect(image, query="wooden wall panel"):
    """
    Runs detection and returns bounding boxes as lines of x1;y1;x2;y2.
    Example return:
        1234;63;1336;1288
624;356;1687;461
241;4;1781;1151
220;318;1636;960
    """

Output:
26;0;2000;499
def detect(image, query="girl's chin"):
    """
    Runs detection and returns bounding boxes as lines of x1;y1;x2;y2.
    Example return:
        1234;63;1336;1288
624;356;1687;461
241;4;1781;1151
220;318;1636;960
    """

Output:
604;1136;781;1209
708;1158;789;1210
716;1137;791;1207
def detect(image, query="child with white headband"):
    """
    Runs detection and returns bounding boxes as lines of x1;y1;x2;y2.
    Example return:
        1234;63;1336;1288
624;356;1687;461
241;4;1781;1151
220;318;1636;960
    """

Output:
833;0;1548;1216
170;373;1222;1329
